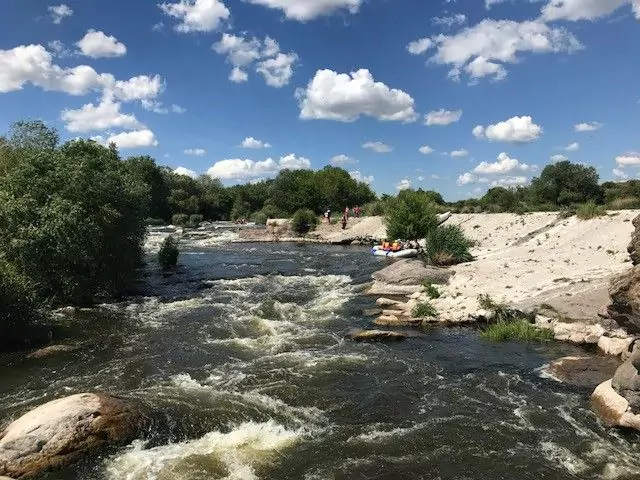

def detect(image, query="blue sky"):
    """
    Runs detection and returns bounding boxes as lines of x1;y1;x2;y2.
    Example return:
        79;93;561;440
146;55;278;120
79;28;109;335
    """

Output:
1;0;638;200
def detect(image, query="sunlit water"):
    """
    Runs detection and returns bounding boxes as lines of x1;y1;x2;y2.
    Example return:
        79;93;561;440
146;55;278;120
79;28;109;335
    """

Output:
1;243;640;480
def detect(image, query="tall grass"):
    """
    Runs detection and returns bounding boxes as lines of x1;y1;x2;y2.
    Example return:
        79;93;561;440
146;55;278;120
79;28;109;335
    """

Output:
422;281;440;299
412;301;438;318
424;225;473;266
575;201;606;220
477;294;553;343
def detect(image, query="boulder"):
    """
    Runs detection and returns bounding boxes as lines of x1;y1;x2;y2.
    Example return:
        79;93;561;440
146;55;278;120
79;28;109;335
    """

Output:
372;259;453;286
546;356;620;389
374;316;421;327
611;349;640;411
27;344;78;359
628;214;640;266
608;266;640;334
376;297;403;307
551;320;606;344
598;336;634;357
0;393;144;479
591;379;640;430
348;329;407;342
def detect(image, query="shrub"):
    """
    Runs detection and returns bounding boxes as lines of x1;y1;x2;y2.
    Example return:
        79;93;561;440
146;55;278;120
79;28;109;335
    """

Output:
481;319;554;342
146;218;166;226
385;190;439;241
576;201;606;220
412;301;438;318
250;210;269;225
291;209;318;235
422;281;440;299
158;236;179;270
362;200;386;217
172;213;189;226
188;214;203;228
423;225;473;266
608;197;640;210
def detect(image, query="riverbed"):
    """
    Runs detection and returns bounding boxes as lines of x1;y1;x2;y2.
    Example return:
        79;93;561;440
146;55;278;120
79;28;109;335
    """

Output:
1;243;640;479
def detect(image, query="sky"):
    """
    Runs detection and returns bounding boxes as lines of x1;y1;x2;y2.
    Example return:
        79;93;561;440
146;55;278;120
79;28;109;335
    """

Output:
0;0;639;200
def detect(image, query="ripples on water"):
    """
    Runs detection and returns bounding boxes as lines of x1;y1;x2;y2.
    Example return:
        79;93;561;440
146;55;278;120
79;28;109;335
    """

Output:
1;243;640;479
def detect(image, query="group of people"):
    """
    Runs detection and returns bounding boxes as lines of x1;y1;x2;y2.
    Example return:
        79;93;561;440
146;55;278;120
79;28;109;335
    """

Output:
380;239;420;252
323;206;363;230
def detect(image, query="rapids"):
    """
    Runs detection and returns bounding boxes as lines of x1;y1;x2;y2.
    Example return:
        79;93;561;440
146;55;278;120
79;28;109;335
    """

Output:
1;243;640;479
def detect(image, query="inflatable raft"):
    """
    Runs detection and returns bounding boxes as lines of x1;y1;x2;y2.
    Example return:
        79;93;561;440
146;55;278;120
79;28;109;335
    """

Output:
371;248;419;258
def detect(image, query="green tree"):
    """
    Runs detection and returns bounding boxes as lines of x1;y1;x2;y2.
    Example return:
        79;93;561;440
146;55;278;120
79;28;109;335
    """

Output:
385;189;439;240
125;155;171;221
269;169;321;214
530;161;603;207
481;187;517;212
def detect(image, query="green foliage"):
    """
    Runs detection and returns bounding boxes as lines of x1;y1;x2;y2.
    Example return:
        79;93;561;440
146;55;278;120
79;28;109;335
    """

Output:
158;236;179;270
607;197;640;210
362;200;387;216
172;213;189;226
412;301;438;318
251;211;269;225
481;319;554;342
146;218;166;226
188;214;203;228
422;281;440;299
385;189;440;241
477;294;516;322
576;201;606;220
291;209;318;235
423;225;473;266
531;161;603;207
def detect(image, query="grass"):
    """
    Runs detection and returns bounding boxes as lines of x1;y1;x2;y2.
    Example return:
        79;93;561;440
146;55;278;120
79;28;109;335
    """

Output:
481;319;554;342
412;301;438;318
576;201;606;220
422;280;440;299
423;225;473;266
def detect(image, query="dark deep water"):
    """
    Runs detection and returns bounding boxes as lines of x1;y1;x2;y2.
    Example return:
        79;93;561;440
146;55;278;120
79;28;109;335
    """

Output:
2;242;640;480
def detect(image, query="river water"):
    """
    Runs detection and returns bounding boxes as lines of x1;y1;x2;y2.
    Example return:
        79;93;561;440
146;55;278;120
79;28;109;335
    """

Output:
1;242;640;480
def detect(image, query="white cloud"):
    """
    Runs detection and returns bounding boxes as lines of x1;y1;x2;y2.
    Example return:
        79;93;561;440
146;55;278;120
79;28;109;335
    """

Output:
417;176;425;181
432;14;467;28
106;75;164;103
425;108;462;126
362;141;392;153
551;154;568;162
616;153;640;167
76;30;127;58
457;173;477;186
473;152;531;174
245;0;362;21
396;179;412;190
49;4;73;24
349;170;374;185
450;149;468;157
159;0;230;33
152;22;165;32
171;104;186;113
485;0;508;8
47;40;73;58
407;38;433;55
174;166;198;178
207;154;310;180
565;142;579;152
61;97;143;133
419;145;435;155
184;148;206;156
613;168;630;180
575;121;603;132
490;176;528;186
541;0;640;21
213;34;297;87
420;19;581;82
330;154;356;166
296;69;418;123
431;174;440;180
473;116;542;143
241;137;272;149
92;129;158;149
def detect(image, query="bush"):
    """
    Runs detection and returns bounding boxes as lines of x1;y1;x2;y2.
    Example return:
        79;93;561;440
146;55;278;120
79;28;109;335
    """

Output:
172;213;189;226
291;209;318;235
576;201;606;220
362;200;386;216
158;236;179;270
146;218;166;226
481;319;554;342
385;190;439;241
422;281;440;299
608;197;640;210
250;210;269;225
188;214;203;228
423;225;473;266
412;301;438;318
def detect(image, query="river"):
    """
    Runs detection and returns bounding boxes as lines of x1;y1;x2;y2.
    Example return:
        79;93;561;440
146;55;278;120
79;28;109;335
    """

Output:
1;242;640;479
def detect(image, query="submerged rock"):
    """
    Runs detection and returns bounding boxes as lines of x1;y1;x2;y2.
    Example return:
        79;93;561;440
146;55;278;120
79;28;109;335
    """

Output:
0;393;144;479
546;356;620;389
27;344;78;359
349;329;407;342
591;379;640;430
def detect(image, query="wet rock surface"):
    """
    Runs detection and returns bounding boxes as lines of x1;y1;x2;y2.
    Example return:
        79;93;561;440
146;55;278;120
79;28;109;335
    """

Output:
546;356;620;389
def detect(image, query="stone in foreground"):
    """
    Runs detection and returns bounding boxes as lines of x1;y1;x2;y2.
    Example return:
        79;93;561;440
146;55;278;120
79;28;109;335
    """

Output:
27;344;79;359
349;329;407;342
591;380;640;430
546;356;620;389
0;393;143;479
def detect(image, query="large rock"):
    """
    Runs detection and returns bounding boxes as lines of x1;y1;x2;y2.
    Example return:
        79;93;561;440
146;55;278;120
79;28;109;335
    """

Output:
348;329;407;342
546;356;620;389
591;379;640;430
608;266;640;333
372;259;453;286
0;393;144;478
628;214;640;266
27;344;78;359
611;348;640;411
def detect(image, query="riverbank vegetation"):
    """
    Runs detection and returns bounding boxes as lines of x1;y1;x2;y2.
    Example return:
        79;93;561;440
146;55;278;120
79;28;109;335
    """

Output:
477;294;553;342
158;236;180;270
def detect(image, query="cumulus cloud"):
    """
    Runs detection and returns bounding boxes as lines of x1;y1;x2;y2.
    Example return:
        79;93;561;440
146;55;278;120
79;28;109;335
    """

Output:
407;38;433;55
241;137;271;149
396;179;412;190
551;154;568;162
159;0;230;33
92;129;158;149
362;141;392;153
330;154;356;166
47;40;73;58
432;14;467;28
616;153;640;167
76;30;127;58
575;121;603;132
472;152;531;174
565;142;579;152
184;148;206;156
349;170;374;184
457;173;477;186
296;69;418;123
174;166;198;178
213;34;297;87
245;0;362;21
61;97;143;133
473;116;542;143
207;154;311;180
541;0;640;21
613;168;630;180
412;19;582;82
49;4;73;24
105;75;164;102
458;152;532;187
490;176;528;187
450;149;468;157
419;145;435;155
425;109;462;126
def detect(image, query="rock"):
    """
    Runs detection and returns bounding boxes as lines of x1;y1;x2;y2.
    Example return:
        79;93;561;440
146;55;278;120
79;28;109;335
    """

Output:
27;344;78;359
611;349;640;411
408;292;422;300
591;379;640;430
0;476;15;480
628;214;640;266
362;308;382;317
0;393;144;479
374;315;421;327
552;320;606;344
381;309;406;317
372;259;453;286
546;356;620;388
598;336;633;356
56;306;76;316
608;266;640;334
376;297;403;307
349;329;407;342
365;282;423;296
